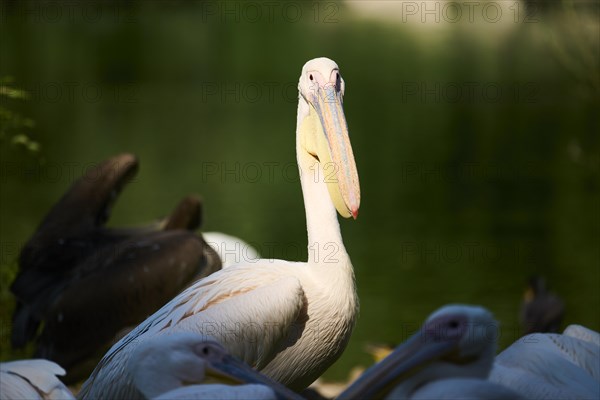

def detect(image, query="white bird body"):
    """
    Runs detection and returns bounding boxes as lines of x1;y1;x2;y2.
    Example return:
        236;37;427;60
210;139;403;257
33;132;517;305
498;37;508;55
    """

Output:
0;360;74;400
490;327;600;399
80;257;356;398
202;232;260;267
79;58;360;399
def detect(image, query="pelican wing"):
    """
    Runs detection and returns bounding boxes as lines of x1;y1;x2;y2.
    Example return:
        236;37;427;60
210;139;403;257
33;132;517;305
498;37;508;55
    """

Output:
10;154;137;348
561;325;600;380
10;155;207;353
41;154;139;234
34;231;216;377
79;264;306;399
161;268;306;368
162;195;203;230
490;332;600;399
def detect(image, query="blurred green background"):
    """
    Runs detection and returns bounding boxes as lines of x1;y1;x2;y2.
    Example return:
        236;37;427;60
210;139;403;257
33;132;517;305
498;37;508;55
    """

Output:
1;0;598;383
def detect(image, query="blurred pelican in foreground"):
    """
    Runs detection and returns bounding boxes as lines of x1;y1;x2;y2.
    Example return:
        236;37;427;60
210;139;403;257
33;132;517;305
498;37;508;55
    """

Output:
338;305;525;399
490;324;600;398
129;333;302;400
79;57;360;398
520;275;565;335
0;360;74;400
10;154;221;381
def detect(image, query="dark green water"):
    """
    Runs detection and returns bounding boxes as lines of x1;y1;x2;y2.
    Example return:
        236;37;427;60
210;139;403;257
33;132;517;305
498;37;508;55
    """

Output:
1;1;598;382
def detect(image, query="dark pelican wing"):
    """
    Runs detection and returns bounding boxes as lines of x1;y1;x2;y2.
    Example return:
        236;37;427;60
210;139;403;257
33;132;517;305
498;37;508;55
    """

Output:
163;195;203;231
9;154;222;381
11;154;140;348
35;231;220;381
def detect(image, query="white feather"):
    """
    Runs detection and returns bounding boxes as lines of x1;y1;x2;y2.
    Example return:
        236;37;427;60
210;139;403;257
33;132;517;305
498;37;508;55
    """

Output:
0;360;74;400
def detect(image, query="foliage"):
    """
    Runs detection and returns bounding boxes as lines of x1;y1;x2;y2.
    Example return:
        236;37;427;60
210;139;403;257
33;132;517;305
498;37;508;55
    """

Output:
0;76;40;153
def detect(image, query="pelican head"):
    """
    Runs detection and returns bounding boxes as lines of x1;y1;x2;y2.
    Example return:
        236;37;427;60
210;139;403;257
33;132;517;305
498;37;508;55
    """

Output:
423;305;498;370
130;333;301;399
297;57;360;219
338;305;499;399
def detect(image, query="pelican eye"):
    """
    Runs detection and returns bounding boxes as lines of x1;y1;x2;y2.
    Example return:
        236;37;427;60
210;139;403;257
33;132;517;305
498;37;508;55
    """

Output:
309;74;313;81
202;346;210;355
448;320;459;329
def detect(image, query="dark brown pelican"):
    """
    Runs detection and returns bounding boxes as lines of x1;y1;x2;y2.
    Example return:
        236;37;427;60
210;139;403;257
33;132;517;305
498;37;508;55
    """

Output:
520;275;565;335
10;153;221;381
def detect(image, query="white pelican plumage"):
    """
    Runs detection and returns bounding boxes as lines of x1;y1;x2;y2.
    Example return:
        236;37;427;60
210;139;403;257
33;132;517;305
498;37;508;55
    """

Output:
79;57;360;398
129;333;302;400
0;359;74;400
564;324;600;348
337;305;525;399
489;324;600;399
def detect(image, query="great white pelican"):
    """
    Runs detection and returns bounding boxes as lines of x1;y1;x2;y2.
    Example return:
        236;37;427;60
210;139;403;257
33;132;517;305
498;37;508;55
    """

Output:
78;57;360;398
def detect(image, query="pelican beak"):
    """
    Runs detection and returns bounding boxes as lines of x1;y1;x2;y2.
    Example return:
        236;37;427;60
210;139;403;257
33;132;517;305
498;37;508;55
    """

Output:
337;328;462;399
303;82;360;219
205;354;303;400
